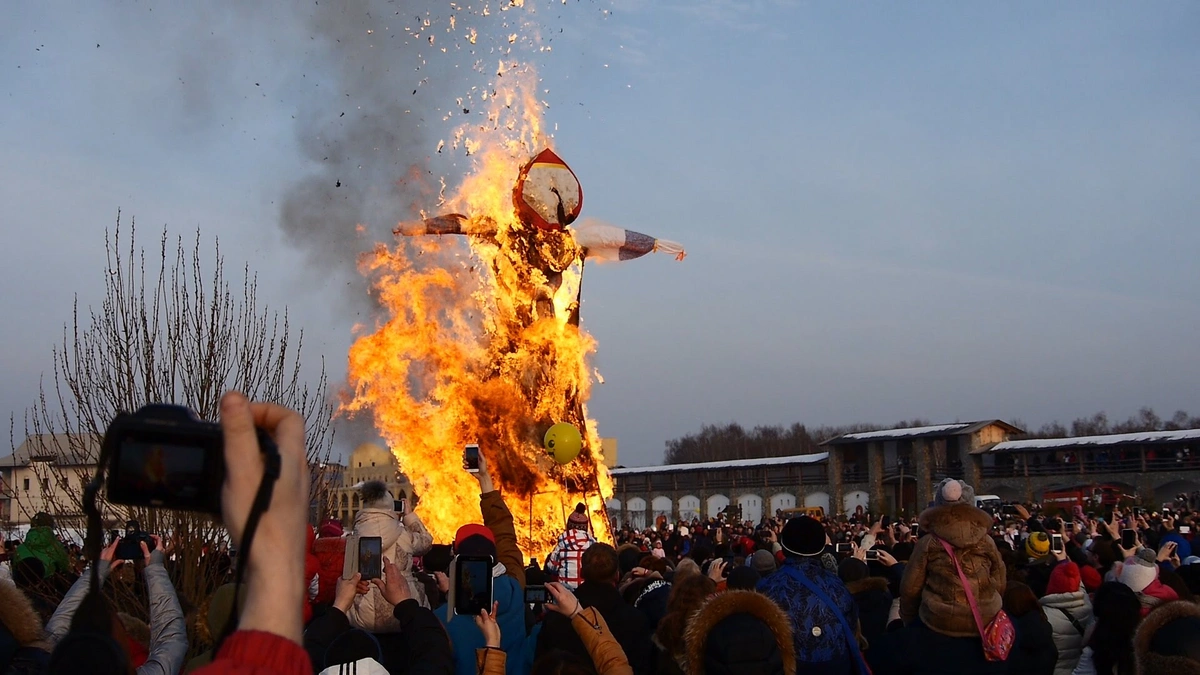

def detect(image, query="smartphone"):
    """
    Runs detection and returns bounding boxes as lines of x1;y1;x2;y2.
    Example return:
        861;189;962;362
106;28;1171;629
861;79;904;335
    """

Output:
1066;522;1075;532
452;555;494;617
835;543;852;554
865;549;880;560
1133;507;1144;517
1181;526;1192;535
1051;534;1064;553
881;515;892;529
358;536;383;581
911;524;920;538
463;444;481;473
1121;528;1137;550
394;499;406;515
524;584;552;604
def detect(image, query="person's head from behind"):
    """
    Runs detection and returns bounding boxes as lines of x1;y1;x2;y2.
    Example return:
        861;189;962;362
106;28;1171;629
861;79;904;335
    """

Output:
567;503;590;533
46;585;134;675
1090;581;1143;674
581;543;619;586
1135;601;1200;675
531;649;598;675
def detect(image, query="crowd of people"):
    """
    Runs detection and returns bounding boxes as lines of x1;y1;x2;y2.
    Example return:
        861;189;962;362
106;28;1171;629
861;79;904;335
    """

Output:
1;393;1199;674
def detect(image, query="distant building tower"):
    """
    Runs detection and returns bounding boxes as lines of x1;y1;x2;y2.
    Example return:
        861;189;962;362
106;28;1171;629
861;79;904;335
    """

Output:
332;443;415;524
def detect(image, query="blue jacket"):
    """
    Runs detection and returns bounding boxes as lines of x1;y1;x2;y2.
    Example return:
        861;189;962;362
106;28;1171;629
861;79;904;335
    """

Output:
758;557;857;674
1161;532;1192;560
436;574;525;675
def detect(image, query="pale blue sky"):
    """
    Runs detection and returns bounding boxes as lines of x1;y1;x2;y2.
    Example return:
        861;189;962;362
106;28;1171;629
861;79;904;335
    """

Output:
2;1;1198;467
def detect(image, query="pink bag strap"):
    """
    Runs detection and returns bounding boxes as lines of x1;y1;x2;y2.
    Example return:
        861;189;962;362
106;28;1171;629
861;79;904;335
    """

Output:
934;536;986;637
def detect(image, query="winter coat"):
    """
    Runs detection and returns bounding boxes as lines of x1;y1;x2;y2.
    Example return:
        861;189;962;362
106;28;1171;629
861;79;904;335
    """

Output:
192;631;310;675
536;581;654;674
435;491;527;675
302;601;453;675
13;528;69;579
1133;600;1200;675
900;503;1006;638
44;554;188;675
683;589;797;675
1006;608;1058;675
311;536;347;606
545;529;596;590
757;557;858;675
1040;590;1094;675
0;581;49;675
346;509;435;630
867;619;1008;675
1136;579;1178;617
846;576;892;649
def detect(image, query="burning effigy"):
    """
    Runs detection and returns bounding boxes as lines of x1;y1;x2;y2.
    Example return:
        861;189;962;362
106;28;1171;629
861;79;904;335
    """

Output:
344;68;683;556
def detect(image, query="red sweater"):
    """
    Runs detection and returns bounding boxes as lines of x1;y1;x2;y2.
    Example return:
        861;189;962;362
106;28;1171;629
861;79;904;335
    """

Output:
193;631;312;675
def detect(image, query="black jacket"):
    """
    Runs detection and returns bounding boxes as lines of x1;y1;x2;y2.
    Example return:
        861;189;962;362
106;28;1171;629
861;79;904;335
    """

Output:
847;576;893;649
303;601;453;675
537;581;655;675
867;619;1008;675
1005;609;1057;675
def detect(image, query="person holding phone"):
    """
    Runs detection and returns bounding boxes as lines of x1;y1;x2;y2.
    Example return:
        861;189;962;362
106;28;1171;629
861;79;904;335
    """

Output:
344;480;435;633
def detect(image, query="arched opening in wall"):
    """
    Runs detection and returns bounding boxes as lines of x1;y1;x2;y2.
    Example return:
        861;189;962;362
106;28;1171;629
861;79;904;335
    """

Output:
804;492;830;514
606;498;622;529
652;496;673;523
626;497;647;529
707;494;730;519
678;495;701;522
737;494;763;525
1154;480;1200;507
843;490;870;515
769;493;796;517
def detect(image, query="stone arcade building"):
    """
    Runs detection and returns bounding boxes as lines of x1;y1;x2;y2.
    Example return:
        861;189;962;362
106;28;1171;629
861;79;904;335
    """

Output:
608;422;1200;527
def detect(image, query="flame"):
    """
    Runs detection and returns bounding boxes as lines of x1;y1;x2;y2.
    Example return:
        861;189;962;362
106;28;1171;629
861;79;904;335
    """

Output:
345;69;612;558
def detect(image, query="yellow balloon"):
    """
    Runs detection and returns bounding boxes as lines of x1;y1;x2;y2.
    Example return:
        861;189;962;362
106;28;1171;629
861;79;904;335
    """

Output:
544;423;583;464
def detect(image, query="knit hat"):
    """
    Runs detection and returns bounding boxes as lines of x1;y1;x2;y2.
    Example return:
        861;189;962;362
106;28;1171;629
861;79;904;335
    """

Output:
567;503;590;530
320;659;389;675
360;481;394;510
1046;561;1082;595
1080;565;1104;593
318;519;344;538
933;478;975;507
1120;549;1160;593
1026;532;1050;559
750;549;777;575
453;524;497;558
323;629;383;672
780;516;825;557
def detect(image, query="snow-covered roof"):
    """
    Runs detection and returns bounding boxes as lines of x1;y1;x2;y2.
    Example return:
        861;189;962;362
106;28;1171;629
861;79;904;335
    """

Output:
984;429;1200;453
822;420;1023;445
609;452;828;476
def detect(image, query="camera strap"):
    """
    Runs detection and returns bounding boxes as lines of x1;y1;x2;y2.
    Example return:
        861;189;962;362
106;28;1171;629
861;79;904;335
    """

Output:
214;437;282;651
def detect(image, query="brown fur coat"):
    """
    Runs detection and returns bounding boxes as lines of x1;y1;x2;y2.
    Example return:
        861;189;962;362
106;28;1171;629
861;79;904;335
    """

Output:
0;582;45;649
900;502;1006;638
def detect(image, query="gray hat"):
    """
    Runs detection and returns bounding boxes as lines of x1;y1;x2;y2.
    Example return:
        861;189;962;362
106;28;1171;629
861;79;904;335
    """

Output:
750;549;777;575
933;478;976;507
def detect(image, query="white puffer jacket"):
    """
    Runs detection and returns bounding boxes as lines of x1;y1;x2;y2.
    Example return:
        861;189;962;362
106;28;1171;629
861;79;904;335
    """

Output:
345;509;434;632
1041;589;1094;675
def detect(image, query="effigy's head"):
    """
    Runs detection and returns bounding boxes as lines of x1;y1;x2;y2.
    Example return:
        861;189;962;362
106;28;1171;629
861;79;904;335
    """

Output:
513;148;582;232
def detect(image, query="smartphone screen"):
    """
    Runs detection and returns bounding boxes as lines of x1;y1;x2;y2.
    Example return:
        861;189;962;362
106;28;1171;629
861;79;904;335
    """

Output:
911;525;920;538
454;555;494;616
463;444;481;473
359;536;383;581
1181;526;1192;535
865;549;879;560
524;584;550;604
1121;529;1137;550
835;543;851;554
1051;534;1064;553
394;499;406;515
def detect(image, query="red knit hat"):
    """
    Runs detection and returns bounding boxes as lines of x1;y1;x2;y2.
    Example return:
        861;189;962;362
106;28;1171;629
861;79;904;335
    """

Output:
1046;561;1082;595
1080;564;1103;593
454;524;496;549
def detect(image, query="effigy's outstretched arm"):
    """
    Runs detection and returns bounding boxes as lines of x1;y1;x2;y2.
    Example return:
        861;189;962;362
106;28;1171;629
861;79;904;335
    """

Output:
569;220;686;262
393;213;499;237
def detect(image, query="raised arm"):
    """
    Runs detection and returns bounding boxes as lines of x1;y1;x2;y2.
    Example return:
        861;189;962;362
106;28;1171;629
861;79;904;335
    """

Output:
474;452;526;589
43;539;117;649
138;541;188;675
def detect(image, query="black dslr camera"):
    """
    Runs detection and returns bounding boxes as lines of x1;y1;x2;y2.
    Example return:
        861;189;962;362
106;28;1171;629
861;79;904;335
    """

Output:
114;519;157;561
103;404;243;515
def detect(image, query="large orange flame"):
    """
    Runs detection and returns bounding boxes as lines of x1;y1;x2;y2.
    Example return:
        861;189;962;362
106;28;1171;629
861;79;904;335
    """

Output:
345;67;612;558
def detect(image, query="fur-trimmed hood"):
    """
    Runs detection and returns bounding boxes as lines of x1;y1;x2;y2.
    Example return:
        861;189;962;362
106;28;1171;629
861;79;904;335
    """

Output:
683;590;797;675
845;576;890;597
1135;600;1200;675
918;502;993;549
0;582;44;647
